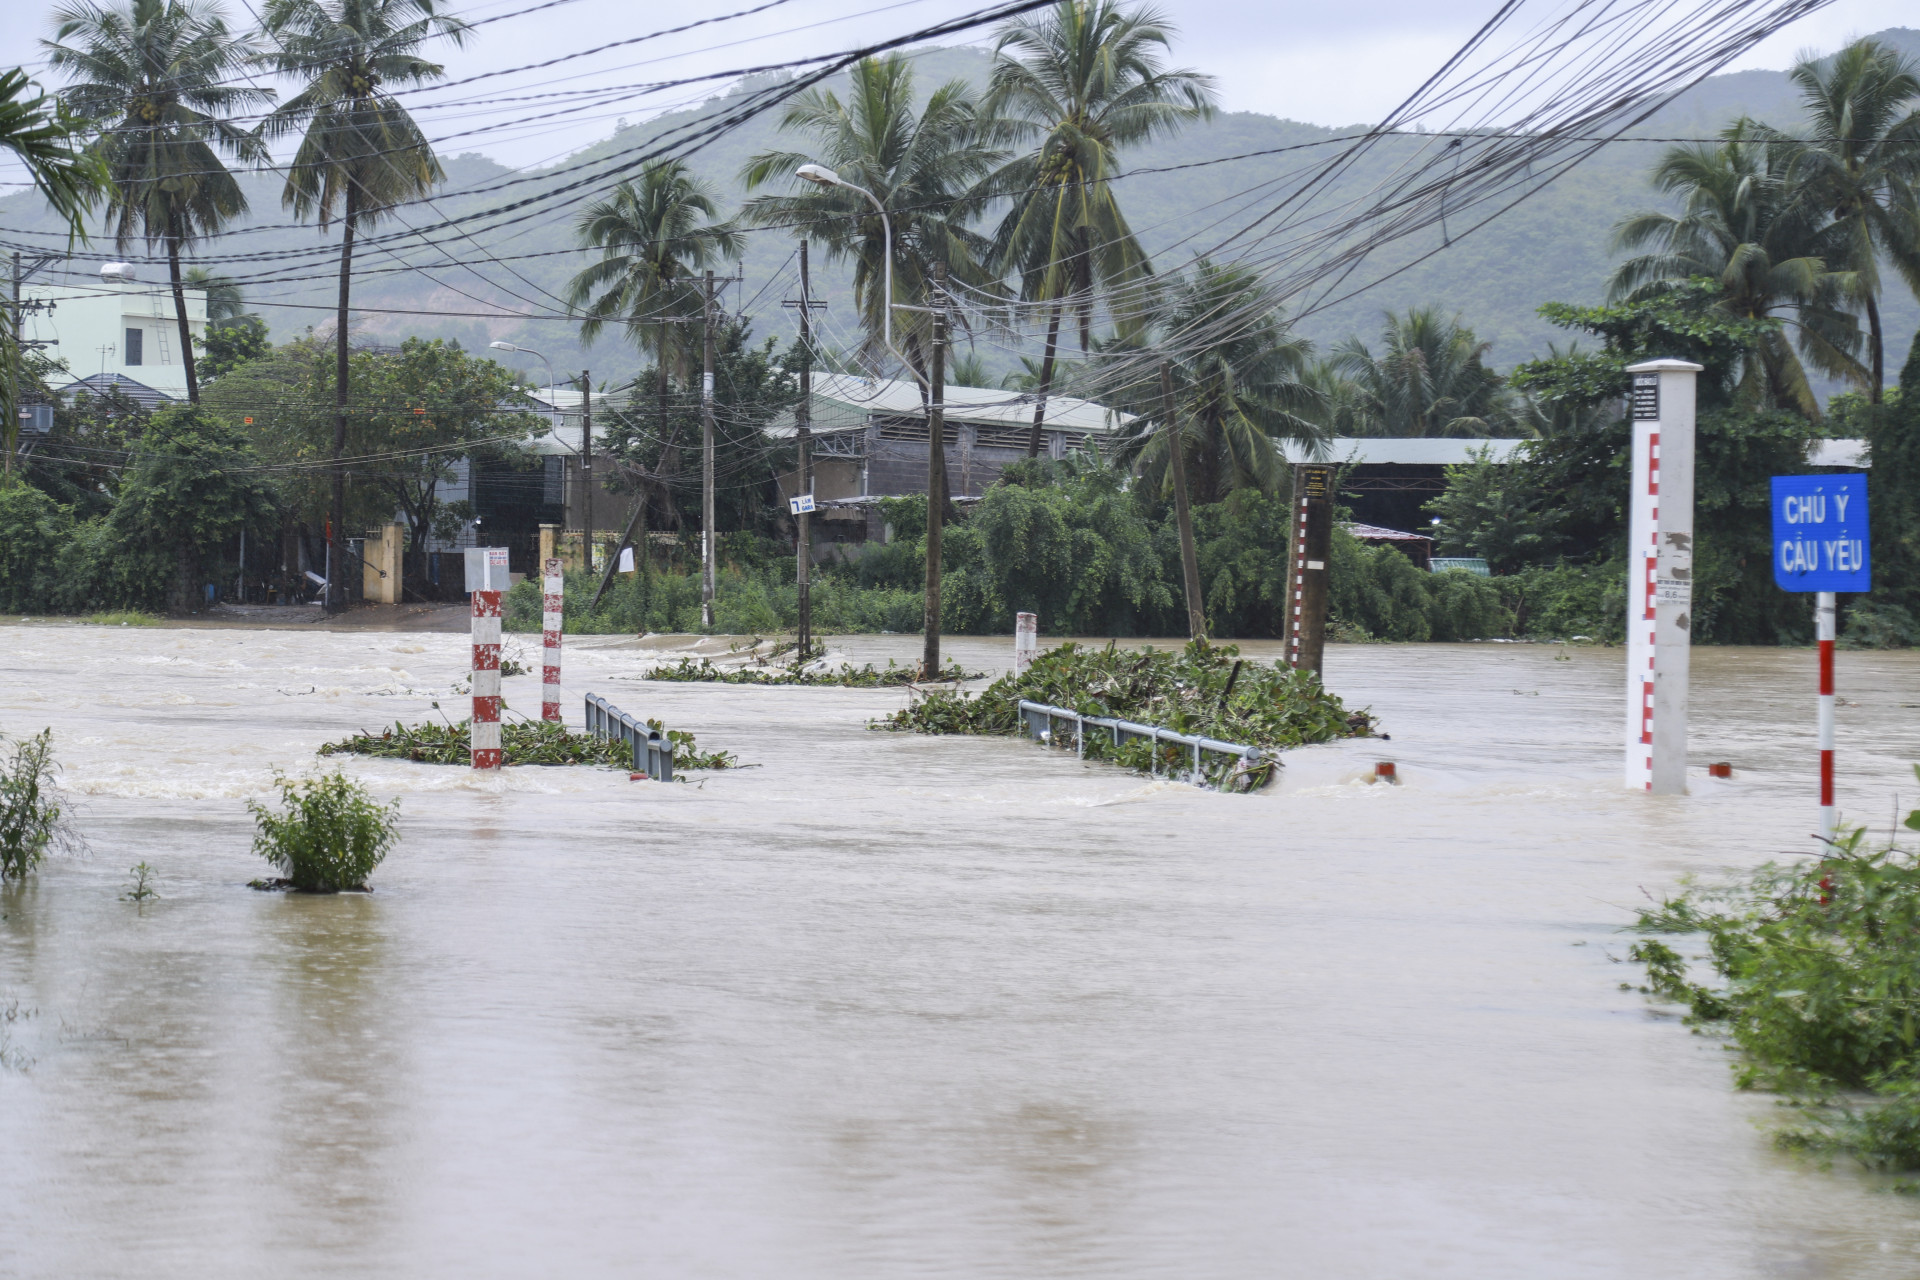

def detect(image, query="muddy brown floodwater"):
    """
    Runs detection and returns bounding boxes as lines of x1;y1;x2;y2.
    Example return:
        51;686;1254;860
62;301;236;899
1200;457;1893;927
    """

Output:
3;625;1920;1278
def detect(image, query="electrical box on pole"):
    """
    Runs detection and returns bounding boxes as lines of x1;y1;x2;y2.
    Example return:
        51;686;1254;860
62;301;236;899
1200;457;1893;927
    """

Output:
1623;358;1702;795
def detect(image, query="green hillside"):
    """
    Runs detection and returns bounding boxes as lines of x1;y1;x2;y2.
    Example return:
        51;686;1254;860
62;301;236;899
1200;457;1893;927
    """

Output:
8;32;1917;385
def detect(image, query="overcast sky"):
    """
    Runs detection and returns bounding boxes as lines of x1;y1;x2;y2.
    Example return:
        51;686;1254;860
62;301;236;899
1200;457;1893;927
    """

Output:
0;0;1907;178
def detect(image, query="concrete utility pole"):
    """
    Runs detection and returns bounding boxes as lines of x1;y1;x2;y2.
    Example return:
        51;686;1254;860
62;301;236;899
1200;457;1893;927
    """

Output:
1158;361;1205;640
1285;464;1334;677
1624;358;1702;795
922;262;949;680
784;240;824;657
580;370;594;574
701;269;718;629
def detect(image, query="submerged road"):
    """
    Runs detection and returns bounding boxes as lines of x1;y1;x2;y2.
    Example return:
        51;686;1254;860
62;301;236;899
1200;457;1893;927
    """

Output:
2;625;1918;1278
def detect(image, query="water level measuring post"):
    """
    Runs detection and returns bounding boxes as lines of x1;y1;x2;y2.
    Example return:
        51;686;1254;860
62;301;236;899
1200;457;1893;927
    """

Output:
541;557;563;722
467;548;509;770
1623;359;1703;794
1286;464;1333;677
1771;473;1869;843
1014;612;1038;674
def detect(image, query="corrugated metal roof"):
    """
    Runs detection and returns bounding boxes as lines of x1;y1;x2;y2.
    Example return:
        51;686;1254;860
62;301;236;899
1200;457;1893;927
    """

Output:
769;374;1133;437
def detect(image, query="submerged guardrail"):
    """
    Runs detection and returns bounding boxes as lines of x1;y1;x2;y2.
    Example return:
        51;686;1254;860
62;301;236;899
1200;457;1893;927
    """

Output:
1015;699;1267;789
584;693;675;781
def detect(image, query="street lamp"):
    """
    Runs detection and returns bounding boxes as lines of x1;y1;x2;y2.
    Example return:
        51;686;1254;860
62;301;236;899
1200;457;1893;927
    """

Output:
489;340;567;449
794;163;924;388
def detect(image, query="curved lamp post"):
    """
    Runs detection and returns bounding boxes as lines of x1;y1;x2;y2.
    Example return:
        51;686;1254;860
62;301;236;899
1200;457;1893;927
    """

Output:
794;163;925;389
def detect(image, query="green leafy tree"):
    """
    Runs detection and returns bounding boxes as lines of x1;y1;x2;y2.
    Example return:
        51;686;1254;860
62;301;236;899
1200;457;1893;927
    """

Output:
1331;306;1520;437
259;0;469;605
600;323;800;540
45;0;271;404
741;54;1003;381
1113;258;1324;503
1426;448;1560;574
981;0;1215;453
184;267;269;381
106;403;278;612
1609;124;1861;416
1769;39;1920;403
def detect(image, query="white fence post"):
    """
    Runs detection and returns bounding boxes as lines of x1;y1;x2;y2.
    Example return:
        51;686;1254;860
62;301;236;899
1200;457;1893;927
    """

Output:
1014;612;1038;674
1623;358;1702;795
542;557;563;722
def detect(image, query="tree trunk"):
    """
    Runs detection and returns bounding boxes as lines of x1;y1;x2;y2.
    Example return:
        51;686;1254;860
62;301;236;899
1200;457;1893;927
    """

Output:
1866;287;1885;405
330;185;358;612
1024;302;1062;458
167;222;199;404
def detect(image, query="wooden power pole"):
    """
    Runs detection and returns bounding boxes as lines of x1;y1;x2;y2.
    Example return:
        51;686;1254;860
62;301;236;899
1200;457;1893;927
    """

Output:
783;241;824;657
1286;463;1334;677
701;269;717;630
580;370;593;574
921;262;949;680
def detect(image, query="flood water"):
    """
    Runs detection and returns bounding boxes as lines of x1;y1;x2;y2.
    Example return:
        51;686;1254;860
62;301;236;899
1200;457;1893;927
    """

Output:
4;623;1920;1278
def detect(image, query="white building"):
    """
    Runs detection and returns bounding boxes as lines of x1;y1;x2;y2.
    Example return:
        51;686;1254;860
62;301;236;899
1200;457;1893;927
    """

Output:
23;262;208;403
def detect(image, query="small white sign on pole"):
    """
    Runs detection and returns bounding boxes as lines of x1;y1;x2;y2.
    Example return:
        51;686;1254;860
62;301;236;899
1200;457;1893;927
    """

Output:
1623;359;1702;795
463;546;511;592
789;493;816;515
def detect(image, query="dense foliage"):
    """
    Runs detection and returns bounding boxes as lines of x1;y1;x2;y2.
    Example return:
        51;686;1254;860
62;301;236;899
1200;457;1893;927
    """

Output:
1632;789;1920;1169
877;639;1373;787
247;770;399;892
320;715;738;771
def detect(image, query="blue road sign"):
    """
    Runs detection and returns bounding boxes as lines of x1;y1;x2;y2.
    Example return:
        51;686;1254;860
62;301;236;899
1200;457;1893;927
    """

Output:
1771;474;1869;593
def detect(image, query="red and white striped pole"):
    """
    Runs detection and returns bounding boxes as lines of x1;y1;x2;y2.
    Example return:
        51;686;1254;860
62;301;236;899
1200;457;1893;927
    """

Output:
1817;590;1836;842
471;587;503;770
541;556;564;722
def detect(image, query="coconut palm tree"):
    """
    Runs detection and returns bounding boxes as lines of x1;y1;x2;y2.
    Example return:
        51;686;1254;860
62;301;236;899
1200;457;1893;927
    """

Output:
257;0;468;609
566;160;738;540
566;161;739;387
1608;126;1860;417
0;68;105;240
982;0;1215;454
44;0;269;404
0;68;105;462
1115;258;1324;504
1768;39;1920;403
1331;307;1518;437
741;54;1003;383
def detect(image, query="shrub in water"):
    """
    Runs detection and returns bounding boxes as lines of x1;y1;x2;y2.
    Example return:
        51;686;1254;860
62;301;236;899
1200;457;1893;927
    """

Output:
0;728;70;879
1633;779;1920;1170
248;771;399;892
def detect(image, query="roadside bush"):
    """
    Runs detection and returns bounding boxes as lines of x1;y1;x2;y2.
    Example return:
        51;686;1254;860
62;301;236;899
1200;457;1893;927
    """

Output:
0;729;71;879
248;771;398;892
1501;561;1627;640
1633;787;1920;1169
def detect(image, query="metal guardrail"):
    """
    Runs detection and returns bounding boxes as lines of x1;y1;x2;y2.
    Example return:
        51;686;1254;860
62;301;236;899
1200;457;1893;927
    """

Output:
584;693;675;781
1016;699;1265;788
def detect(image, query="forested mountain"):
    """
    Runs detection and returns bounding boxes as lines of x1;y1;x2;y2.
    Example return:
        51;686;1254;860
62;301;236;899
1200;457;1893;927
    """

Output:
8;30;1917;385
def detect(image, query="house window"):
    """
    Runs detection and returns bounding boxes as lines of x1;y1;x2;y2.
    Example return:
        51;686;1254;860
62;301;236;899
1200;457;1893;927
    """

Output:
124;328;143;366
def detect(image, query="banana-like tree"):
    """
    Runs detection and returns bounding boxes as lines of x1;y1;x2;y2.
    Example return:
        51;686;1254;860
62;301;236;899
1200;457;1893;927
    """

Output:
1769;39;1920;403
1331;308;1518;437
258;0;468;608
565;160;739;535
44;0;269;404
1115;258;1325;504
982;0;1215;454
1609;127;1860;418
741;54;1002;383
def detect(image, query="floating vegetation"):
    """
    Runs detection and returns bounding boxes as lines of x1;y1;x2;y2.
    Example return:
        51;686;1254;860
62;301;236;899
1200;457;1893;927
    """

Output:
81;610;162;627
1632;782;1920;1172
648;654;975;687
876;639;1375;788
320;714;738;772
